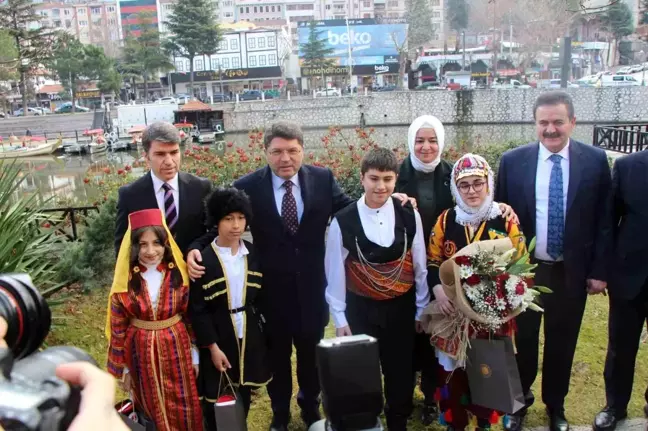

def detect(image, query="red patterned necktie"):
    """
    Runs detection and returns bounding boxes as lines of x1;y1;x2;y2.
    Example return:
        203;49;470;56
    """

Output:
281;180;299;235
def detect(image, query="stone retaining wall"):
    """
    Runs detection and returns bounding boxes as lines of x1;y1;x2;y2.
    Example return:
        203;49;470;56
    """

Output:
223;87;648;132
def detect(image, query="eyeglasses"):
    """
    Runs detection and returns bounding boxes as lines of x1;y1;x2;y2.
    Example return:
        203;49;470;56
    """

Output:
268;148;302;157
458;181;486;193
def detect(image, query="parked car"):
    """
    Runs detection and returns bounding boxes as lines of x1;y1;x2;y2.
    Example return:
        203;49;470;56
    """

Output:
601;74;641;87
548;79;579;88
576;76;598;87
212;93;231;102
628;64;645;74
13;107;42;116
239;90;264;101
155;96;178;104
40;107;51;114
55;103;90;113
174;93;190;104
616;66;632;75
314;88;341;97
414;81;443;90
375;85;397;92
0;112;5;118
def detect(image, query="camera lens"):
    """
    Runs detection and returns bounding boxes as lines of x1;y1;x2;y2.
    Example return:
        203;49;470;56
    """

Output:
12;345;98;381
0;274;51;359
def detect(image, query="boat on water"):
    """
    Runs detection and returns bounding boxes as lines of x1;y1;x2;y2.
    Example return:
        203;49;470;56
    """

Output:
0;139;62;159
88;141;107;154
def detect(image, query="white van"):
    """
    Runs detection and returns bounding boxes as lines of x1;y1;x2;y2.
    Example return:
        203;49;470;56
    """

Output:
601;74;641;87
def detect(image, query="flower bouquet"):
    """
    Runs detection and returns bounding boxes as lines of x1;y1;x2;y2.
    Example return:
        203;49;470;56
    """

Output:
421;237;550;364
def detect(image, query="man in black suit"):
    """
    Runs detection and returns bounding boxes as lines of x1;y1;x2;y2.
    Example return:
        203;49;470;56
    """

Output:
593;150;648;431
114;121;212;256
187;122;410;430
496;91;612;431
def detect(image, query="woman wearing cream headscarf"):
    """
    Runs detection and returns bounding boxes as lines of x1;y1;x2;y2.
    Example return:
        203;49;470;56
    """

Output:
396;115;454;425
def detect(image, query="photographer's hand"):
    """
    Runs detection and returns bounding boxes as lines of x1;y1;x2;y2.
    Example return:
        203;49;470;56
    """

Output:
0;317;7;349
56;362;129;431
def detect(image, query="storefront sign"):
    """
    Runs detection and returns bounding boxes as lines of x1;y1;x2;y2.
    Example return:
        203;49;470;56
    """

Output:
301;63;399;76
471;72;489;77
76;90;100;98
170;66;282;83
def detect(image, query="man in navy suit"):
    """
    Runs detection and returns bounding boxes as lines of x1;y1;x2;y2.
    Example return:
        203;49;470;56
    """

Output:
496;91;612;431
187;122;412;431
593;150;648;431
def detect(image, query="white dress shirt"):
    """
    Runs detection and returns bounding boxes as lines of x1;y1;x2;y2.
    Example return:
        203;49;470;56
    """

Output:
535;140;570;261
151;171;179;218
213;238;249;339
271;171;304;222
324;196;430;329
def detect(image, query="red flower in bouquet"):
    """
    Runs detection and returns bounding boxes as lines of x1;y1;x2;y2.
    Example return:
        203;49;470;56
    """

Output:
466;274;481;286
455;255;472;266
515;283;526;295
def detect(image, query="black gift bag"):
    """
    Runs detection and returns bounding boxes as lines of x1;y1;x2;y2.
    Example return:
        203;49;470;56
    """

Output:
465;337;525;415
213;371;247;431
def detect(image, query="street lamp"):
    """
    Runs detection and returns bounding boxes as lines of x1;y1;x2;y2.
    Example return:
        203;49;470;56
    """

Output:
345;17;354;95
639;50;646;86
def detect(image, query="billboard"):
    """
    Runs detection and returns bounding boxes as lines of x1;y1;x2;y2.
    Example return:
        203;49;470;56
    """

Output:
301;63;399;77
118;0;159;36
298;19;406;59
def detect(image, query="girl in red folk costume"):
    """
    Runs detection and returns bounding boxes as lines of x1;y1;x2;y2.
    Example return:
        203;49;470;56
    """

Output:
426;154;526;431
106;208;203;431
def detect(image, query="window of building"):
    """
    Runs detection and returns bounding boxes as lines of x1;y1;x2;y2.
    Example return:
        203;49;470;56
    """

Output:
265;6;269;12
91;7;100;14
107;6;115;12
222;58;230;68
387;1;398;7
79;20;88;25
176;61;184;71
245;6;249;13
431;0;439;5
432;11;440;18
78;8;86;14
259;55;266;66
225;11;233;17
277;5;281;11
240;7;243;13
363;0;371;6
248;37;256;48
53;20;61;27
271;5;275;11
65;19;72;28
268;54;276;65
249;55;256;66
219;40;228;51
51;8;60;16
230;38;238;50
326;4;331;9
268;36;275;47
195;59;204;71
254;6;257;12
186;60;191;70
232;57;240;68
211;58;219;69
109;18;116;25
258;37;265;48
64;9;71;15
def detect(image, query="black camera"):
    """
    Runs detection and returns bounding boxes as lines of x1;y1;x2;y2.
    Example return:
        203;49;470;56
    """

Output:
0;273;97;430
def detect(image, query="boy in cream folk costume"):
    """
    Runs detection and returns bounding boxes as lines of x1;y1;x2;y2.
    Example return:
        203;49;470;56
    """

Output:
325;148;431;431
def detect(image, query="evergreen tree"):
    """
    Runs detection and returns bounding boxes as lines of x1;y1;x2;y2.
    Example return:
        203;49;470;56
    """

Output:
123;13;173;102
299;21;336;89
0;30;18;82
600;1;634;64
163;0;220;98
641;0;648;25
0;0;57;115
49;33;112;112
446;0;469;52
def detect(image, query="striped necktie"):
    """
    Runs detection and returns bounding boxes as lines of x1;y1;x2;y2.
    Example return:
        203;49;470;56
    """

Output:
162;183;178;231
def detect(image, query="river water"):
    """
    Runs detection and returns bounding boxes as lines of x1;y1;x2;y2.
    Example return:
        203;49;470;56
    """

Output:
13;123;596;206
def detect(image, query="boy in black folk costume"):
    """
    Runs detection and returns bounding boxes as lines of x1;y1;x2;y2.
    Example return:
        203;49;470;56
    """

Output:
189;187;271;431
325;148;431;431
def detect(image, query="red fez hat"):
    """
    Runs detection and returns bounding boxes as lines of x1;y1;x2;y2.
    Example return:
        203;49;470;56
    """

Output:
129;209;164;230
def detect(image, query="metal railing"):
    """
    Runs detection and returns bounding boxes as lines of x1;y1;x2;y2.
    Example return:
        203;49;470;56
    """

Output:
40;206;99;241
593;124;648;153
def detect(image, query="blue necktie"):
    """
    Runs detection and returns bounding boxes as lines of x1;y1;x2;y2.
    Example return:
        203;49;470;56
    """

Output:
547;154;564;260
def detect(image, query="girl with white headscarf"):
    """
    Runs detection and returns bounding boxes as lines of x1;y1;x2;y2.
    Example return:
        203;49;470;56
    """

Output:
424;153;526;431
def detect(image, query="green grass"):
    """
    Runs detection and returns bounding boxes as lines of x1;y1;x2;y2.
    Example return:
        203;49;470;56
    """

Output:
46;288;648;430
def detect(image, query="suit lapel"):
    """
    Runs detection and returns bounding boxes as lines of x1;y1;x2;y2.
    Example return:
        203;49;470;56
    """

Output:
298;165;311;223
259;166;282;224
566;142;584;215
177;172;190;229
141;173;158;210
523;143;539;230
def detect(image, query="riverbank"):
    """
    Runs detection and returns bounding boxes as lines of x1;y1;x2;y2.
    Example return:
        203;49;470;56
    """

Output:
46;285;648;431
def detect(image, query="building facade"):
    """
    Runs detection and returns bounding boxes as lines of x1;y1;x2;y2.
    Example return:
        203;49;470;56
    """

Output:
169;26;291;99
